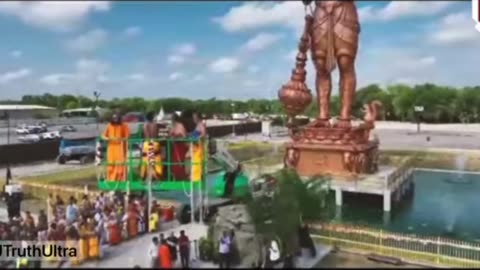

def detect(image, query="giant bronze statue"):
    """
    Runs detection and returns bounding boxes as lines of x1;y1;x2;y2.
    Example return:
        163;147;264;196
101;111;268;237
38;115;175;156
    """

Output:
279;1;381;177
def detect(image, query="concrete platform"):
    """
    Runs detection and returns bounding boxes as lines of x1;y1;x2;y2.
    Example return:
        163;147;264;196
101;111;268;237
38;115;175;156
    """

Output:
329;165;399;195
329;165;414;212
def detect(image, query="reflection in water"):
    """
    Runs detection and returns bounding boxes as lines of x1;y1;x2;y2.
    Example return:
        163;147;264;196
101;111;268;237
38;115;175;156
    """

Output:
325;170;480;241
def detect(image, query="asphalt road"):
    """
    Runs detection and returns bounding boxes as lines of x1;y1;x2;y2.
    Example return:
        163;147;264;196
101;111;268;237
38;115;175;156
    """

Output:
0;119;245;145
0;123;134;144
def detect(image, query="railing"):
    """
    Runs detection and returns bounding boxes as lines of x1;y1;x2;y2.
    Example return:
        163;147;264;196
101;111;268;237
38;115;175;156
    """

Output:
386;158;414;190
96;137;208;184
310;222;480;268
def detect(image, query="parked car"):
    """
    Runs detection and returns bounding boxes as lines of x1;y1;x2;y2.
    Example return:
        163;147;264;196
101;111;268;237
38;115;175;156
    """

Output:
18;134;41;143
15;126;30;135
57;138;96;164
27;125;46;134
40;131;62;140
60;125;77;132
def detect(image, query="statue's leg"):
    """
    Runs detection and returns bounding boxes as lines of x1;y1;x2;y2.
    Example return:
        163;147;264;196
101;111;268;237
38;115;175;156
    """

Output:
336;55;356;128
311;55;331;127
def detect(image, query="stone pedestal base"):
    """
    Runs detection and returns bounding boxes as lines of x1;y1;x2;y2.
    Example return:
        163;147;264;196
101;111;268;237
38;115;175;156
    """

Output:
285;141;379;178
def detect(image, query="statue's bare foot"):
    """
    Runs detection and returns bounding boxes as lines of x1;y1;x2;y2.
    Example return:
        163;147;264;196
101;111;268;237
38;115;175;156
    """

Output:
334;119;352;129
309;118;330;128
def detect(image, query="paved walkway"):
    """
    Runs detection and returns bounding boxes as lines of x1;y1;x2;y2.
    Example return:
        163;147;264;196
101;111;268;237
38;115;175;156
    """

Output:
69;221;331;269
76;222;208;268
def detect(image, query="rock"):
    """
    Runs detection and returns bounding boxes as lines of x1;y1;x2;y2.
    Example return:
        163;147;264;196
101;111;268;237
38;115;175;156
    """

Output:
212;204;262;267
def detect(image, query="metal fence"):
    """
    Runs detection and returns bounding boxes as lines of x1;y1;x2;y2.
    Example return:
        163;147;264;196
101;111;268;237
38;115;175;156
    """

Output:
310;223;480;268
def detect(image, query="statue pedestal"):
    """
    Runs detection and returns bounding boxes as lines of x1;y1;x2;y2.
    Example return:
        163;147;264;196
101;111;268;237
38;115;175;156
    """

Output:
285;125;379;178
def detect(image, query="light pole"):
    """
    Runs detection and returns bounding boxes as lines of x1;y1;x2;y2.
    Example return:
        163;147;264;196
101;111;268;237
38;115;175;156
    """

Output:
414;106;424;133
3;111;11;186
93;91;101;131
231;103;236;136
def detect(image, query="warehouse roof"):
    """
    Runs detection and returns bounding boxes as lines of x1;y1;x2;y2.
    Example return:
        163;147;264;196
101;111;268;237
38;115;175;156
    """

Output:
61;107;105;113
0;104;56;111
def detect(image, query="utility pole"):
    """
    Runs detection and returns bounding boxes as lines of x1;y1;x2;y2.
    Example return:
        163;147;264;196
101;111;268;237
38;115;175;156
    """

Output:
231;103;235;136
5;111;11;186
414;106;424;133
93;91;101;131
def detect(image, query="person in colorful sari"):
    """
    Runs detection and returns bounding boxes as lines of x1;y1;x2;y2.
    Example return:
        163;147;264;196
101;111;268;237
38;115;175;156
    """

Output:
102;111;130;181
140;111;163;180
190;111;207;182
169;114;188;181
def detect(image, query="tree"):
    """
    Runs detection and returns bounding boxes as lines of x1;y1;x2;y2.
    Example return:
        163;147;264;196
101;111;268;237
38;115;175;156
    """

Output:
7;82;480;123
245;169;330;256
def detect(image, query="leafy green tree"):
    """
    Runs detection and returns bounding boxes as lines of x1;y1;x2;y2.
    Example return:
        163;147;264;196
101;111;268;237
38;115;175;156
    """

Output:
8;83;480;123
245;169;330;255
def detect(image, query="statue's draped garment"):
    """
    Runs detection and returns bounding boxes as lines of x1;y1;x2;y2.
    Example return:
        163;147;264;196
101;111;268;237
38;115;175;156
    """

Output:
311;1;360;72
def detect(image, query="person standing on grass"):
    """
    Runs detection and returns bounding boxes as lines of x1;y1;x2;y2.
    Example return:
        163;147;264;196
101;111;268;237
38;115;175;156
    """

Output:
218;231;231;269
148;236;159;269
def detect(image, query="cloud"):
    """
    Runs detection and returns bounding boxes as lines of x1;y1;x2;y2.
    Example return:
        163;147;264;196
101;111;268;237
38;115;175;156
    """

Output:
75;58;109;74
428;12;480;46
0;1;111;32
169;72;183;81
213;2;303;33
244;79;261;87
375;2;454;21
127;73;146;82
247;65;259;73
175;43;196;55
392;55;436;71
214;2;457;34
285;49;297;61
0;68;31;84
10;50;22;58
167;55;186;65
192;74;205;82
40;73;74;86
123;26;141;37
65;28;108;53
167;43;196;65
243;32;283;52
209;57;240;73
40;58;110;86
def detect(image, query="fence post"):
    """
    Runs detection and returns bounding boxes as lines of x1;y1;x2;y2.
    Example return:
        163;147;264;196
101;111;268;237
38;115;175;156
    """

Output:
436;237;440;265
379;230;383;254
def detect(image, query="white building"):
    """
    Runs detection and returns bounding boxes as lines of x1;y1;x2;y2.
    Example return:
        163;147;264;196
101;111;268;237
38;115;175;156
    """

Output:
0;104;57;119
60;107;108;118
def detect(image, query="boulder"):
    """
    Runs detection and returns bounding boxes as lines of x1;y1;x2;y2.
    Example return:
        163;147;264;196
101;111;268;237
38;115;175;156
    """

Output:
212;204;263;267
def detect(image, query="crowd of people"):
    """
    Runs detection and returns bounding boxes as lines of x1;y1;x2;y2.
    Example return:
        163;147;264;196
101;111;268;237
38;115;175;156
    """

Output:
0;190;180;268
147;230;191;269
100;109;207;182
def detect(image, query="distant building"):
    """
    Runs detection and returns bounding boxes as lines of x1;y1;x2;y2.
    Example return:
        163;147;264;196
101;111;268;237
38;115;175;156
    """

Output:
0;104;57;119
60;107;108;118
231;113;249;120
